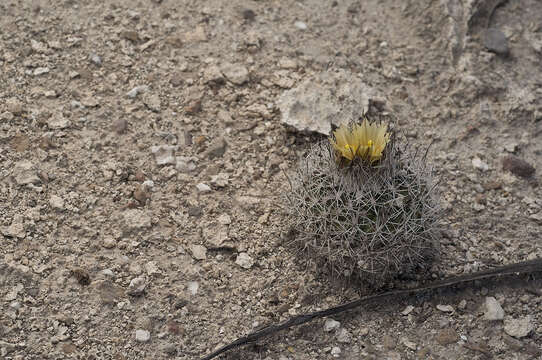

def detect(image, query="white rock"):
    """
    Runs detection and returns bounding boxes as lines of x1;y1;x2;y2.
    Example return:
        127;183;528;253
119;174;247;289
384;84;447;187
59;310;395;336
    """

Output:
504;316;533;338
49;195;65;210
151;145;176;165
436;304;454;313
336;328;352;343
401;305;414;315
277;70;376;135
128;276;146;296
126;85;149;99
135;329;150;343
483;297;504;320
47;114;70;129
34;67;50;75
196;183;211;193
235;252;254;269
2;220;25;239
330;346;341;357
13;160;40;185
175;156;196;173
294;21;307;30
187;281;199;296
472;157;489;171
203;65;224;84
102;237;116;249
122;209;152;231
217;213;231;225
142;93;161;112
220;63;249;85
210;173;228;187
324;319;341;332
190;244;207;260
145;261;160;276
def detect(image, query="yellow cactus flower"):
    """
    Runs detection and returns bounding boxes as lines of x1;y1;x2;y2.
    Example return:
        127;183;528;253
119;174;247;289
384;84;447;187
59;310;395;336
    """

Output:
330;124;360;161
331;119;390;163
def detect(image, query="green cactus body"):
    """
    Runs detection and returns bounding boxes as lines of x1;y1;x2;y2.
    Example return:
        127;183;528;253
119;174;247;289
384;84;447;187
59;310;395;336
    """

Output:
286;138;440;285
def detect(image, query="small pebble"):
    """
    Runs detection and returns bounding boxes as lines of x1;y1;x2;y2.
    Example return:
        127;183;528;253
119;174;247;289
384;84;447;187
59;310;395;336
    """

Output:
294;21;307;30
504;316;534;338
484;297;504;320
324;319;341;332
190;244;207;260
135;329;150;343
502;155;535;178
89;53;102;66
127;276;146;296
196;183;211;193
483;28;509;55
235;252;254;269
472;157;489;171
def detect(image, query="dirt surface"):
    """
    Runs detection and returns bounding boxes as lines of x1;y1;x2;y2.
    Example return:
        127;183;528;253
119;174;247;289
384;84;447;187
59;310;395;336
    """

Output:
1;0;542;359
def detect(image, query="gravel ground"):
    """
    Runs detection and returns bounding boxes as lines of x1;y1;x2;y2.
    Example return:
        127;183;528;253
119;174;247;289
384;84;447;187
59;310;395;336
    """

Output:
1;0;542;359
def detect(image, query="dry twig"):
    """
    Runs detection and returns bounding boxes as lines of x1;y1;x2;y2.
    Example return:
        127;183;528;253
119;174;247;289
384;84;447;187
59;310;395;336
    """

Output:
201;258;542;360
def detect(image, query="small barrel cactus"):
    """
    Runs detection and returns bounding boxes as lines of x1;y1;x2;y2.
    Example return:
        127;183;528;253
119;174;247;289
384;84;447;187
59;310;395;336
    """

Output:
286;119;440;286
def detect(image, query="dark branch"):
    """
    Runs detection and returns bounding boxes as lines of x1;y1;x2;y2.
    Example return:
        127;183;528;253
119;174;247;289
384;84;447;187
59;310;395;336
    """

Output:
200;258;542;360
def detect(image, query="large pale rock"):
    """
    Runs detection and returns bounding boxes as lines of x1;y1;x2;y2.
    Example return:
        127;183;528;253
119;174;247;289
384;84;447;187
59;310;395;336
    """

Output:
278;70;378;135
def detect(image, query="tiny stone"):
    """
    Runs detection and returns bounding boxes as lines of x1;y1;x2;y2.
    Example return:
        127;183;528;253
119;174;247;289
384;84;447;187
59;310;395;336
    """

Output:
6;98;24;114
472;157;489;171
190;244;207;260
151;145;176;166
484;297;504;320
126;85;148;99
221;63;249;85
502;155;535;178
89;53;102;65
196;183;211;193
330;346;341;357
235;252;254;269
206;137;227;159
135;329;150;343
145;261;160;276
294;21;307;30
483;28;509;55
401;305;414;315
241;8;256;21
123;209;152;231
504;142;518;153
504;316;534;338
203;65;224;84
13;160;40;185
336;328;352;343
187;281;199;296
49;194;65;210
127;276;146;296
175;156;197;173
324;319;341;332
102;236;117;249
47;114;70;130
142;93;161;112
34;67;50;75
436;304;454;313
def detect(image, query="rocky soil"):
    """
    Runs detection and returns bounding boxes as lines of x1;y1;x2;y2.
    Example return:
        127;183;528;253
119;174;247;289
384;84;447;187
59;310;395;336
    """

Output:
1;0;542;359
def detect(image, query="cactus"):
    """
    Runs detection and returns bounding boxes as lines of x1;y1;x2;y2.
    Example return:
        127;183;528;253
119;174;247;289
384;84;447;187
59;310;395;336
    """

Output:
285;120;440;286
